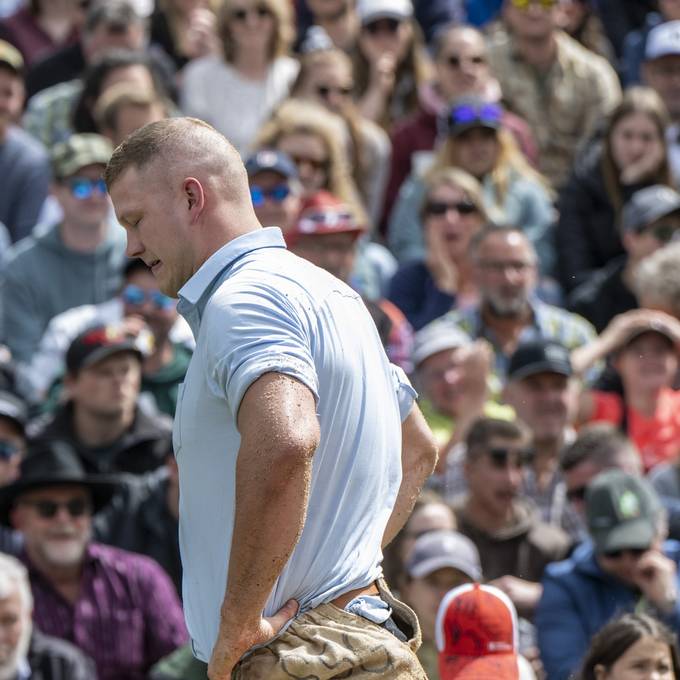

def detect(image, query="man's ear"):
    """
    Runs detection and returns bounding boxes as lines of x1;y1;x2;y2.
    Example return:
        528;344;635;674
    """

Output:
182;178;205;222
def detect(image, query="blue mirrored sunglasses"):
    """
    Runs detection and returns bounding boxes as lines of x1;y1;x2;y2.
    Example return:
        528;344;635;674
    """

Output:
449;103;503;126
250;184;291;207
121;284;175;310
0;441;20;461
68;177;108;200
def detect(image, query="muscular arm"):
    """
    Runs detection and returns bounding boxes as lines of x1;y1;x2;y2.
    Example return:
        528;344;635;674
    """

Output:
382;402;438;548
209;372;320;678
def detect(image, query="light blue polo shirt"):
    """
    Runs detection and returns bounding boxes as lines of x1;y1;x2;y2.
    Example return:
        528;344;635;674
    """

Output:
175;227;415;661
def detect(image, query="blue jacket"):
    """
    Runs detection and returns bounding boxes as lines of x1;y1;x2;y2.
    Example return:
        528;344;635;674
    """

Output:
536;541;680;680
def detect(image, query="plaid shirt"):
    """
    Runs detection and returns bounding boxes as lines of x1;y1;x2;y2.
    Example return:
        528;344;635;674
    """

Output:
488;29;621;188
25;543;187;680
22;79;81;150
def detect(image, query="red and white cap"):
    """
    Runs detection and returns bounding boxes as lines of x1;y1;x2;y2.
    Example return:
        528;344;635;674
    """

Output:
436;583;520;680
287;191;364;246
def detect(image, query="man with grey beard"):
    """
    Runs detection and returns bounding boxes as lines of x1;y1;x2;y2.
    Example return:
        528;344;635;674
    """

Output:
419;224;597;386
0;552;94;679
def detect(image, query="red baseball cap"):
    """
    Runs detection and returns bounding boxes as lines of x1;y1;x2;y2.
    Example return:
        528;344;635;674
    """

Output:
286;190;364;246
436;583;520;680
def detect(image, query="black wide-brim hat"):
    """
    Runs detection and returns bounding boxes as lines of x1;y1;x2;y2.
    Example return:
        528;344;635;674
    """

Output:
0;440;121;526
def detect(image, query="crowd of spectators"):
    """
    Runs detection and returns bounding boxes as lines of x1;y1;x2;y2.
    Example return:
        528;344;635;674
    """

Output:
1;0;680;678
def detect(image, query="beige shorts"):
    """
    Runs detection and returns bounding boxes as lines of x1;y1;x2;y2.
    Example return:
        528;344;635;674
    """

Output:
232;579;427;679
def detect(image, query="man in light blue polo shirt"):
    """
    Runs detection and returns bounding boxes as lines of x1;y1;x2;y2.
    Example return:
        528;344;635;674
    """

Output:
105;117;438;680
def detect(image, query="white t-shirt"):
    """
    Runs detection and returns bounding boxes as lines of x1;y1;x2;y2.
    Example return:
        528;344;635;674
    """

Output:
180;55;299;156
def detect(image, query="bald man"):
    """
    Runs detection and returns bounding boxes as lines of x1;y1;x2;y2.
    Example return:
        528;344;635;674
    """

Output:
104;117;437;680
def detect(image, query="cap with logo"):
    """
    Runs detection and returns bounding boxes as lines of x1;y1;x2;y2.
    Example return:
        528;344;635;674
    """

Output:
508;340;572;382
447;97;503;138
586;469;662;554
620;185;680;234
66;324;149;375
406;530;482;581
51;134;113;181
245;149;298;180
413;321;472;367
287;191;364;245
357;0;413;24
646;20;680;61
436;583;520;680
0;40;23;76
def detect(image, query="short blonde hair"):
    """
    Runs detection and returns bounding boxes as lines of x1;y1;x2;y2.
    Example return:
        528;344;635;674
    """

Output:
217;0;294;63
94;83;168;134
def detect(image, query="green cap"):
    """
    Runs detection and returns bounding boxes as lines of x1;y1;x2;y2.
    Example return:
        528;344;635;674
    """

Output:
0;40;23;75
51;134;113;181
586;470;661;554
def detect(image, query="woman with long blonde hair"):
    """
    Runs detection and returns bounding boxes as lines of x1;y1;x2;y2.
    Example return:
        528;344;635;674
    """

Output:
180;0;298;155
388;99;555;275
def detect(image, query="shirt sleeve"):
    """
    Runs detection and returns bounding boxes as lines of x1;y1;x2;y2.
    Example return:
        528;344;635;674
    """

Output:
391;363;417;423
204;286;320;424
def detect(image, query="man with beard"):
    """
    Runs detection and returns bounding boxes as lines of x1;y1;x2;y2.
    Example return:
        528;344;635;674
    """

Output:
452;417;570;619
503;340;581;538
0;552;95;679
0;441;187;680
419;224;596;386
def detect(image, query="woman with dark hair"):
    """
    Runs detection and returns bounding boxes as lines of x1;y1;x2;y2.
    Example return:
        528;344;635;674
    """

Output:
557;86;674;292
0;0;83;66
352;0;431;130
180;0;298;155
579;613;679;679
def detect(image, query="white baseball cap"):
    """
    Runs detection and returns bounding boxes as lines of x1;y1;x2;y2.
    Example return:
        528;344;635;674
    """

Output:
646;20;680;60
357;0;413;24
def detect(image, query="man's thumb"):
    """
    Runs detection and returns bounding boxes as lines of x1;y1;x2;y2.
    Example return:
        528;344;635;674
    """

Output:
269;599;298;630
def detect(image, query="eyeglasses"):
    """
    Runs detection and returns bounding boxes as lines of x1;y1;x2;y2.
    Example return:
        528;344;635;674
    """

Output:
288;154;328;173
650;223;680;244
20;498;91;519
363;18;401;35
250;183;291;207
510;0;557;9
121;284;175;311
478;260;534;274
566;485;587;503
449;102;503;130
0;441;20;462
445;54;487;69
488;446;534;467
230;5;271;21
67;177;108;201
601;547;648;560
425;200;478;217
316;85;353;100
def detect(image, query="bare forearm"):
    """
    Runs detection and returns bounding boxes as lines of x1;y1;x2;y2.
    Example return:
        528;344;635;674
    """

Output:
383;404;438;548
221;444;313;624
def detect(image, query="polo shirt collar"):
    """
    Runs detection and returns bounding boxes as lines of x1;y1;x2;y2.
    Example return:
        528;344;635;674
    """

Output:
178;227;286;310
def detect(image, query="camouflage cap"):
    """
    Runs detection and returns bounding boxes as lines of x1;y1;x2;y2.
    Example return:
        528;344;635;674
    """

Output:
0;40;23;75
51;133;113;180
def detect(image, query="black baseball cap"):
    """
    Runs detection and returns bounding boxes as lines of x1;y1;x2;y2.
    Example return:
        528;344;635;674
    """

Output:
65;324;145;374
507;340;572;382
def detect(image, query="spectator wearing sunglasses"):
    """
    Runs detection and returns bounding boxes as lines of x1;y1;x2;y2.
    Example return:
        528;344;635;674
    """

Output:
0;440;187;680
559;424;642;541
388;98;555;274
245;148;302;234
1;133;127;366
0;40;50;244
536;470;680;680
388;167;487;331
29;324;173;476
452;417;570;619
291;47;391;225
180;0;299;156
383;24;538;234
557;88;674;295
487;0;621;189
352;0;432;131
569;185;680;333
20;257;194;409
